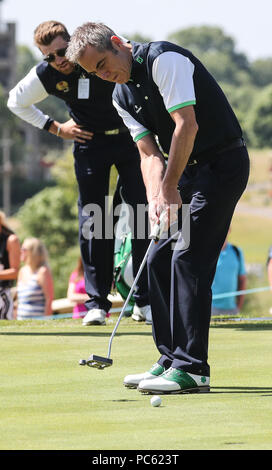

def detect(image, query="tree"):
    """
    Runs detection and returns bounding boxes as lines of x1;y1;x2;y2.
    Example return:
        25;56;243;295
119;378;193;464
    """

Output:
16;147;79;296
16;45;37;81
221;83;258;146
17;185;78;254
50;146;78;205
247;84;272;148
251;58;272;87
16;183;79;298
17;147;78;246
167;26;251;86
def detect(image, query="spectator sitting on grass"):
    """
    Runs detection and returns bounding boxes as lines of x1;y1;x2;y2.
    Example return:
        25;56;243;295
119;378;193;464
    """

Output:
16;238;54;320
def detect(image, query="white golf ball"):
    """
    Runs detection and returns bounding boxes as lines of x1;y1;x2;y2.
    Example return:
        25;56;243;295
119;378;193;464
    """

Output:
150;395;162;407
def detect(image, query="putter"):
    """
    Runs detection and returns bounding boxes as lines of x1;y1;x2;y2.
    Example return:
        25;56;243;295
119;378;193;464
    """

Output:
79;211;169;370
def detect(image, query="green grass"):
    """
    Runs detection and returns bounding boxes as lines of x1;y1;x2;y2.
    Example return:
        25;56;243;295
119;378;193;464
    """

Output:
225;211;272;318
1;318;272;450
246;148;272;185
229;212;272;265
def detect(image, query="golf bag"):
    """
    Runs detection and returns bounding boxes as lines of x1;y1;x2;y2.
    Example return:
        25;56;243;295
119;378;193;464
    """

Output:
112;178;135;313
113;231;134;311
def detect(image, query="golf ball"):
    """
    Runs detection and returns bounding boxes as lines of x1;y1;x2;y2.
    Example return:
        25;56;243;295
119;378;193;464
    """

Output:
150;395;162;407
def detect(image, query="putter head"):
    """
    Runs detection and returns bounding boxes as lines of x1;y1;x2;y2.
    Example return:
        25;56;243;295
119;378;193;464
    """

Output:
86;354;113;370
79;359;87;366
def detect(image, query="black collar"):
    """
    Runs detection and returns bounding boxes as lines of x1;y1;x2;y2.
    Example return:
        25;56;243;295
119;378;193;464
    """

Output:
129;41;148;82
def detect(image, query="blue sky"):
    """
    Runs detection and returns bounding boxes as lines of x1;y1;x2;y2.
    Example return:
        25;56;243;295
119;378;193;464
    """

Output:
1;0;271;61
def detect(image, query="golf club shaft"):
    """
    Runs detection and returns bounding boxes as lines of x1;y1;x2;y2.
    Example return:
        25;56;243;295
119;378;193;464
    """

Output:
107;238;155;359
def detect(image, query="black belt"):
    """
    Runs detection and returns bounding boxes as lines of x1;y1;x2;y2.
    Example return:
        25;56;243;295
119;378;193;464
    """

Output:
188;138;246;166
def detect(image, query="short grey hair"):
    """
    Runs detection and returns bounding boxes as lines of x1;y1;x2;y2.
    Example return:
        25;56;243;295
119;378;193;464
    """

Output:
66;22;116;63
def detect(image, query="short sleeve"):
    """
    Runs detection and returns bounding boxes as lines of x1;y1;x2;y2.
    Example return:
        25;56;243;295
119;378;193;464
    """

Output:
113;99;151;142
152;51;196;113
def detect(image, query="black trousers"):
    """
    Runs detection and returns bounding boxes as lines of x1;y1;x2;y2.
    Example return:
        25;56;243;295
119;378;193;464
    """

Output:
147;146;250;376
73;131;149;312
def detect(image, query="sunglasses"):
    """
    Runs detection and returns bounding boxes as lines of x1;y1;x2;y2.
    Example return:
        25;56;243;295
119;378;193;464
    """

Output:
43;46;68;63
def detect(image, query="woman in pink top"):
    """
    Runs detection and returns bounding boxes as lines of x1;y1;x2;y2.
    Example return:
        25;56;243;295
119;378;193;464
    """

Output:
67;258;88;319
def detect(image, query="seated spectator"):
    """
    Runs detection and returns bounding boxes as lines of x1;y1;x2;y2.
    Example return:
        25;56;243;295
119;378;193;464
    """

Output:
0;211;20;319
67;257;89;319
16;238;54;319
212;235;247;316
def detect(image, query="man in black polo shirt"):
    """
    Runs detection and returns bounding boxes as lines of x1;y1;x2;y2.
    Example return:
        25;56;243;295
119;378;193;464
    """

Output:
8;21;151;326
67;22;250;393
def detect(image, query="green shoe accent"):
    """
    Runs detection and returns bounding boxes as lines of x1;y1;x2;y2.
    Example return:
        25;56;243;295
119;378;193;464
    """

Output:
162;368;198;389
149;363;165;377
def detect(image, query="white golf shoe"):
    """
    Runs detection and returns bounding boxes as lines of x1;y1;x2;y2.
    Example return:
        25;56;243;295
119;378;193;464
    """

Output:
82;308;107;326
124;363;165;389
138;367;210;394
132;304;152;324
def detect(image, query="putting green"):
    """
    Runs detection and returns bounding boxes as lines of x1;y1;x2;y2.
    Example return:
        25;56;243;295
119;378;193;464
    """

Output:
0;318;272;450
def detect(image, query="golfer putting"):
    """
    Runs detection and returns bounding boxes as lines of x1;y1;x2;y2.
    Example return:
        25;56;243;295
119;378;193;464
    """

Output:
67;23;249;394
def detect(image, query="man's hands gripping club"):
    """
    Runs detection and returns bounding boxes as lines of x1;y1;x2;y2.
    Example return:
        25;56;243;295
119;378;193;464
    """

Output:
137;133;182;237
149;184;182;238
